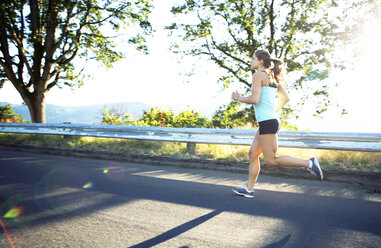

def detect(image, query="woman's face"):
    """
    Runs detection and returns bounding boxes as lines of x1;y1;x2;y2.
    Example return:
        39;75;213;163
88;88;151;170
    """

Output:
251;54;262;70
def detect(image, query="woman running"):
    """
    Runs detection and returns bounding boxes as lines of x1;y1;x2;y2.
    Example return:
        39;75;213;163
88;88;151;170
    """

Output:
231;50;323;198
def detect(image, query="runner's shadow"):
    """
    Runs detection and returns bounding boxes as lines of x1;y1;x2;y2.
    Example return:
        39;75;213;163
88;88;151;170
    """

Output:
128;209;223;248
262;234;291;248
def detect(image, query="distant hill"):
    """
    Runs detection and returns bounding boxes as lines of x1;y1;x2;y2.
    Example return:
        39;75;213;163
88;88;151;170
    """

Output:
0;102;216;124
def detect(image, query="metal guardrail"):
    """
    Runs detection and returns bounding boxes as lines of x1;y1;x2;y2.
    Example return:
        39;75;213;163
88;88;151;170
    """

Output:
0;123;380;152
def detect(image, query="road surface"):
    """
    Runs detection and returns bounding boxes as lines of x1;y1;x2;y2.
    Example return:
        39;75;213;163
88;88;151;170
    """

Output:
0;149;380;248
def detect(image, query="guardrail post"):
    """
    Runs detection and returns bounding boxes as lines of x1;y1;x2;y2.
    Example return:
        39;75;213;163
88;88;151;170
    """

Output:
187;142;196;154
62;122;73;142
186;126;196;154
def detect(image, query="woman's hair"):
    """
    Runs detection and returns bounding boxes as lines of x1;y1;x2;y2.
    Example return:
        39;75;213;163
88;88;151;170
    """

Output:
254;50;286;84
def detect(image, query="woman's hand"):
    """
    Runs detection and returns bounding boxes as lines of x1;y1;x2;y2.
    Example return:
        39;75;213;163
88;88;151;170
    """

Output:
231;90;240;101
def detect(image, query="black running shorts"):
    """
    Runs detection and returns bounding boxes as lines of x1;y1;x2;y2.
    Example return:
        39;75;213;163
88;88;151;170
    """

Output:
258;119;280;135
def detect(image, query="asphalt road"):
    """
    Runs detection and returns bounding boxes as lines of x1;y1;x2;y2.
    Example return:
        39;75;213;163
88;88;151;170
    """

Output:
0;149;380;248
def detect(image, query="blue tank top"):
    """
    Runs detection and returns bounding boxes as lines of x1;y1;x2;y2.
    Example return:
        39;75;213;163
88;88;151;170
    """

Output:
254;73;278;122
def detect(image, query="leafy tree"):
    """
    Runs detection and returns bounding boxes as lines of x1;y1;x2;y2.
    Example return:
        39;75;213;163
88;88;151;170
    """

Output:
173;108;211;128
137;108;176;127
166;0;372;123
101;107;133;126
0;104;26;123
101;106;212;128
0;0;152;123
211;101;254;129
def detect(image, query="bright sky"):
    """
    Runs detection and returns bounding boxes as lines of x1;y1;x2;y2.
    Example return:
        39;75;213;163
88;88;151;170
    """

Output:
0;1;230;108
0;1;380;132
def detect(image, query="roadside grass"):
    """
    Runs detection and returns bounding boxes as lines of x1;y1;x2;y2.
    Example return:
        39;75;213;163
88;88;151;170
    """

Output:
1;133;380;173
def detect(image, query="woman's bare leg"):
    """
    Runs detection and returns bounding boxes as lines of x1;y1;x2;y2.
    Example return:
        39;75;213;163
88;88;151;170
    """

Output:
247;132;262;191
259;134;309;168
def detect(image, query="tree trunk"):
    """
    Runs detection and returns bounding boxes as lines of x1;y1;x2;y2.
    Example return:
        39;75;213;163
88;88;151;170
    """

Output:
23;92;46;123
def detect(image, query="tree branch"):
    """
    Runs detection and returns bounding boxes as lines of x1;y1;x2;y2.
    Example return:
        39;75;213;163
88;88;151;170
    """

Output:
54;5;90;67
81;32;119;39
46;70;60;92
210;36;249;66
30;0;44;86
0;29;13;73
55;3;75;49
46;1;90;84
41;0;59;84
83;3;130;26
29;0;40;38
0;16;22;87
201;51;250;87
17;1;26;84
0;59;17;83
214;12;244;47
0;58;30;99
6;25;34;81
268;0;276;54
248;0;255;49
281;0;297;58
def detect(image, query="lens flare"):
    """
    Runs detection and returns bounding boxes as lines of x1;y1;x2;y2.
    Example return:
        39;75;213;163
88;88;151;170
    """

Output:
104;162;126;182
0;217;15;248
34;168;94;214
3;207;24;219
82;182;93;189
0;194;28;229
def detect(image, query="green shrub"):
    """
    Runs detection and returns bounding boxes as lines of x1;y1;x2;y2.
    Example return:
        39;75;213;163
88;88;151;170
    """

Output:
0;104;27;123
137;108;175;127
100;102;298;130
211;101;254;129
101;108;133;126
173;108;211;128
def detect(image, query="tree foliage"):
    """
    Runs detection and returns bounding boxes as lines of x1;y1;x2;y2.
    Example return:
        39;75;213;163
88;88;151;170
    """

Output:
109;107;211;128
172;108;210;128
166;0;371;121
138;108;176;127
212;101;254;129
100;106;267;129
0;0;153;123
101;107;134;126
0;104;26;123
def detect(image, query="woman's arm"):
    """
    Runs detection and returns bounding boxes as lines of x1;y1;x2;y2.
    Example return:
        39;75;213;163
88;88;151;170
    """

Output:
231;73;262;104
276;83;290;111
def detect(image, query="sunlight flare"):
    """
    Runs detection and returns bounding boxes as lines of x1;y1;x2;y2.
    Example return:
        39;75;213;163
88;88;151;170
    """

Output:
3;207;24;218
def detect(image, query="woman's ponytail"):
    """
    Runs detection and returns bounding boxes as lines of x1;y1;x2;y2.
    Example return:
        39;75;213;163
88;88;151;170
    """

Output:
270;58;283;83
254;50;286;84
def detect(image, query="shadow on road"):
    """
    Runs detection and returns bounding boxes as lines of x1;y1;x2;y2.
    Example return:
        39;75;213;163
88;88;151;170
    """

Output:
262;234;292;248
129;209;223;248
